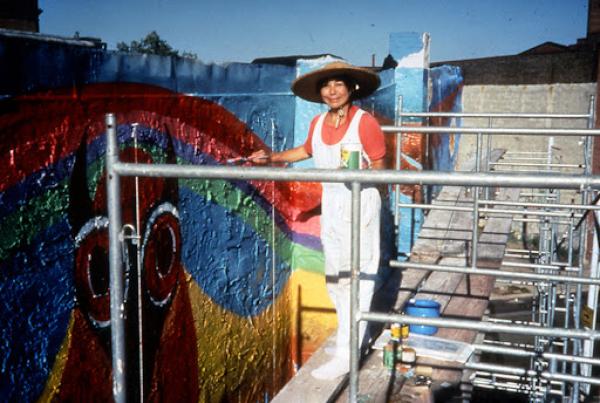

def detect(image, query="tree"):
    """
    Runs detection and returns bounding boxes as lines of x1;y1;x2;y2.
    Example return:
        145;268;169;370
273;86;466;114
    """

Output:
117;31;197;59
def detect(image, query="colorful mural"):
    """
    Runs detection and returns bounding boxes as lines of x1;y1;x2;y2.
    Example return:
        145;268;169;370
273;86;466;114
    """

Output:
429;65;464;176
0;82;324;401
0;30;462;402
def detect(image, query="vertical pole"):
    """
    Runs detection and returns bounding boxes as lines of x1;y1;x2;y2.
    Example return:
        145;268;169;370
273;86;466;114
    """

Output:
132;123;144;403
270;118;277;397
484;116;492;201
394;96;403;229
349;181;361;403
471;132;482;268
572;95;595;402
582;95;597;395
561;215;575;396
106;113;127;403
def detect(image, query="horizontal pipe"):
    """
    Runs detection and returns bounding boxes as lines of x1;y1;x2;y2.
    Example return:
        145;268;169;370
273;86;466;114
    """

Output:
470;381;552;397
494;279;536;287
491;169;578;174
506;151;556;155
482;339;536;350
473;344;600;366
382;126;600;136
490;162;583;168
397;202;472;212
426;198;598;212
398;112;590;119
359;311;599;340
479;200;600;211
513;218;572;225
390;260;600;286
466;363;600;386
484;317;541;327
466;362;535;377
501;261;578;271
520;192;558;197
500;157;559;161
505;248;541;254
544;372;600;386
113;163;600;190
397;202;582;218
473;373;560;387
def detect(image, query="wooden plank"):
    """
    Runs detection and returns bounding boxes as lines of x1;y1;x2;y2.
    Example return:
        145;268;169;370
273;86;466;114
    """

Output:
395;184;475;312
476;189;521;268
271;336;346;403
417;187;521;384
410;185;466;262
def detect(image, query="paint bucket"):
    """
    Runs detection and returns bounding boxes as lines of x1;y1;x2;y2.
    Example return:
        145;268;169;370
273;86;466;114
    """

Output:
404;299;441;335
340;143;362;169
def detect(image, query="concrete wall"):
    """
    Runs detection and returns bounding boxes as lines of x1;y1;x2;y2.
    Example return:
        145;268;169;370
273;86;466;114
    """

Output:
457;82;596;171
456;82;596;245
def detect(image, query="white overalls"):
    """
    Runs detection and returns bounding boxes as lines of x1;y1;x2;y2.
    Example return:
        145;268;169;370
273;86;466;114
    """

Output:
312;108;381;360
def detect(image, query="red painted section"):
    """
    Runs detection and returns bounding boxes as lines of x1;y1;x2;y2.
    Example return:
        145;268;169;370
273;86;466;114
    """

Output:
0;82;321;219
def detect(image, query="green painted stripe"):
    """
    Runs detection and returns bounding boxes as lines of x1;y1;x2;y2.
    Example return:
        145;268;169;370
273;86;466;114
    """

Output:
2;150;324;274
0;183;69;261
181;178;324;273
291;243;324;275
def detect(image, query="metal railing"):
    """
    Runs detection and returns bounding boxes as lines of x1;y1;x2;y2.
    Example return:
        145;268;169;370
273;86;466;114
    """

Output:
104;110;600;402
382;99;598;402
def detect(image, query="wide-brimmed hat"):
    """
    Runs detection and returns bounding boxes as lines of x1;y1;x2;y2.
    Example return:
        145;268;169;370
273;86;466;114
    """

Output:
291;61;380;103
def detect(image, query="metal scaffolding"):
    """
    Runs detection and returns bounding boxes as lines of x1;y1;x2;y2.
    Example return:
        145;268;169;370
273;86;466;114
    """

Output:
383;98;599;402
104;100;600;402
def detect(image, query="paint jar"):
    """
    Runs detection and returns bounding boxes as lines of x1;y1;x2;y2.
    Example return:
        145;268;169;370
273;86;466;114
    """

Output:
340;143;362;169
401;324;410;340
395;347;416;374
383;342;403;370
401;347;416;365
383;325;403;370
404;299;441;335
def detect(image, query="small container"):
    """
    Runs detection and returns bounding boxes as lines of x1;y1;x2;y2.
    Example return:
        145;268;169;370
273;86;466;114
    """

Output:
383;329;403;370
401;347;416;365
383;342;402;370
401;324;410;339
404;299;441;335
340;143;362;169
396;347;416;374
390;323;402;340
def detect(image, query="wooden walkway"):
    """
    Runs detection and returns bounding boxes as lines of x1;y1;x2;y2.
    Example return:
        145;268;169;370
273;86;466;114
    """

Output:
274;150;519;402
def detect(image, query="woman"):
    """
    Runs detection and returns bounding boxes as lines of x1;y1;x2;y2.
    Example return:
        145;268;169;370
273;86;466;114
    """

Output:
250;61;385;380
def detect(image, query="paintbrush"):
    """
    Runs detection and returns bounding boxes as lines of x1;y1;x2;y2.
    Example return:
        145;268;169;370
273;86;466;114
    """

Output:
226;155;269;164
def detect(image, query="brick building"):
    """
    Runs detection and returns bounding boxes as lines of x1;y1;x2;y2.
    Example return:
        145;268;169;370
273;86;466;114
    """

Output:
432;0;600;85
0;0;41;32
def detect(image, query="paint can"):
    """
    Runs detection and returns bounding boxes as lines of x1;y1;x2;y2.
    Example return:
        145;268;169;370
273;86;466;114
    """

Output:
340;143;362;169
401;324;410;339
383;342;402;370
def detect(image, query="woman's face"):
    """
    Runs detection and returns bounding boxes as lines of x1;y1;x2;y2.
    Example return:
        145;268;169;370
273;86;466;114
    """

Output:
320;78;351;110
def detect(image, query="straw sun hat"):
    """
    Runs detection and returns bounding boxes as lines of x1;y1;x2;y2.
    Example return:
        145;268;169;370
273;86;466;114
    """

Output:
291;61;381;103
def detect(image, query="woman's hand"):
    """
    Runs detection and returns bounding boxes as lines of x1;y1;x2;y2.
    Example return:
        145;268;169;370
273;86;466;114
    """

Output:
248;149;271;165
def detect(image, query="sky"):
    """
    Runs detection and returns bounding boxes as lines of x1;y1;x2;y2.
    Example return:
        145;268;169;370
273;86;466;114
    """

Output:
39;0;589;66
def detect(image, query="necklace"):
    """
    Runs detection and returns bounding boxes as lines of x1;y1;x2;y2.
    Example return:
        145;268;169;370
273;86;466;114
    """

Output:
333;108;346;129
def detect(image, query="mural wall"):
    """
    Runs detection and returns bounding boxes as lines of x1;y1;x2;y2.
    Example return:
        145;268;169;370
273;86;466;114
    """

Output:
0;30;461;402
428;65;464;193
